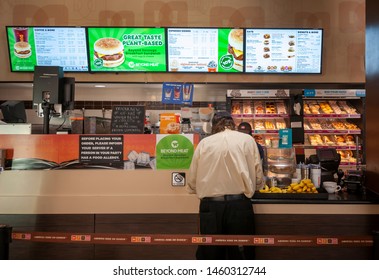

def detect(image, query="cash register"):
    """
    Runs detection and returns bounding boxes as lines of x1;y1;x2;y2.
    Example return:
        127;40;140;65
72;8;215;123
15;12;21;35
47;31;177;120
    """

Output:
308;148;341;185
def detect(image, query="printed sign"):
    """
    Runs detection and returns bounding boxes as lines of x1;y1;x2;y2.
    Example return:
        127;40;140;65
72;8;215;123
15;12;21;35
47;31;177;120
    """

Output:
279;129;293;148
156;134;194;169
304;89;366;97
227;89;289;98
162;82;194;105
171;172;186;186
79;135;123;164
159;113;179;134
0;134;200;171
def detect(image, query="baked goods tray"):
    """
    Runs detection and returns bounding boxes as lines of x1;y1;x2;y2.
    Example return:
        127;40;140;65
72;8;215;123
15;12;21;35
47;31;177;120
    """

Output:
253;192;329;200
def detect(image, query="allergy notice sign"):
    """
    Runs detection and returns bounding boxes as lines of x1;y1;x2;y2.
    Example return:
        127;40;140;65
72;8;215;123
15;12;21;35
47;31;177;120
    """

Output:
79;135;124;165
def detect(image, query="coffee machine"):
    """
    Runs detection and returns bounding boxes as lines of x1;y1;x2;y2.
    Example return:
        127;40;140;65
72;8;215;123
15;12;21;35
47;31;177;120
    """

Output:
308;148;341;186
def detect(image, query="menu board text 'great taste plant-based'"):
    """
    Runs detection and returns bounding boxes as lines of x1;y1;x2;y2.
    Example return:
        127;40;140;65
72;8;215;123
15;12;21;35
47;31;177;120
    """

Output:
87;27;167;72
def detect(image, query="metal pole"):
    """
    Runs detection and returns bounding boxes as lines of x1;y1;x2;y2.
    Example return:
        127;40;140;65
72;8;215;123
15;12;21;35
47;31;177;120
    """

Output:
0;224;12;260
42;101;51;134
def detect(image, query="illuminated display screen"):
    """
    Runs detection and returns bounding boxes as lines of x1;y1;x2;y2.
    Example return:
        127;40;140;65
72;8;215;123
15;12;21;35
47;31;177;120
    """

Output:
87;27;167;72
167;28;244;73
6;26;89;72
245;28;323;74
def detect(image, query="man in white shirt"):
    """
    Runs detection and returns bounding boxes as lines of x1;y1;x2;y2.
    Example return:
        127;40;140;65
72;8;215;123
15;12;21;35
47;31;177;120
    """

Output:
187;111;264;259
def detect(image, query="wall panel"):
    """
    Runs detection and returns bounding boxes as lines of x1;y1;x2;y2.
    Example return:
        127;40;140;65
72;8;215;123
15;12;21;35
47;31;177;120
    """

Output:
0;0;365;83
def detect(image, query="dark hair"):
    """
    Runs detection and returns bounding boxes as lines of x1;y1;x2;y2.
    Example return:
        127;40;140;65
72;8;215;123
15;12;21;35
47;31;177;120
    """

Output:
211;111;235;134
237;122;252;136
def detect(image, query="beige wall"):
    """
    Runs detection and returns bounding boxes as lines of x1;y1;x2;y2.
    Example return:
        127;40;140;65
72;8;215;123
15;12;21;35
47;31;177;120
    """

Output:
0;0;365;84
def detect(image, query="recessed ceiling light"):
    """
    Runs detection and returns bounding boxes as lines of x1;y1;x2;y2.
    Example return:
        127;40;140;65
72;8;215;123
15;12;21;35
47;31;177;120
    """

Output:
94;85;106;88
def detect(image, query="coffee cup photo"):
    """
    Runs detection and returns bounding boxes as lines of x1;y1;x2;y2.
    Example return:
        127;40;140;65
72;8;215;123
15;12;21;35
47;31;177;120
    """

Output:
164;88;172;98
323;181;341;193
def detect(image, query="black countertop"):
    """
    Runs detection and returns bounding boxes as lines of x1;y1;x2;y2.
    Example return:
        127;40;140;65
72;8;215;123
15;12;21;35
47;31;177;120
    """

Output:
251;189;379;204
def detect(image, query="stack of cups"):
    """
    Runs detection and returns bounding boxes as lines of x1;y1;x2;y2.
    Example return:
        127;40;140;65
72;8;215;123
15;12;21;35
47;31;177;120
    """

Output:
295;164;302;180
301;164;310;180
310;164;321;188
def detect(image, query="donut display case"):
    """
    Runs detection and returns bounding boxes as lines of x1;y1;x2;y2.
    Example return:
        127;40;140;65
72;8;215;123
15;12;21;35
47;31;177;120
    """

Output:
302;91;365;169
227;89;291;148
227;88;366;171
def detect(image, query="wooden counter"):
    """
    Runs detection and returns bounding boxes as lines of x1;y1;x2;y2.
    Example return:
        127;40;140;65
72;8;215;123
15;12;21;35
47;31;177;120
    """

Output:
1;131;378;259
1;169;379;214
1;169;379;259
0;169;199;214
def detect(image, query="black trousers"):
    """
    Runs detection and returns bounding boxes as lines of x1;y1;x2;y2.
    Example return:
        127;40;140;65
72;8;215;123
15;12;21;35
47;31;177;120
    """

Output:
196;196;255;260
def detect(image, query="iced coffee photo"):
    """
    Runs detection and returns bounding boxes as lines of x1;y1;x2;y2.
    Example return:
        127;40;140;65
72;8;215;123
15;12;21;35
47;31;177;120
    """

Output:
13;27;31;59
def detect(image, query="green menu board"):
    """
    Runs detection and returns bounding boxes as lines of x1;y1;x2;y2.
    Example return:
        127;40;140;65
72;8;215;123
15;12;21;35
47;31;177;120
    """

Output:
6;26;89;72
87;27;167;72
167;28;243;73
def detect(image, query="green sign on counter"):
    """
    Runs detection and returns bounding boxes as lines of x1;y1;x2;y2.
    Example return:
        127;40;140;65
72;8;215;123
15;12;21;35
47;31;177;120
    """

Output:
156;134;194;170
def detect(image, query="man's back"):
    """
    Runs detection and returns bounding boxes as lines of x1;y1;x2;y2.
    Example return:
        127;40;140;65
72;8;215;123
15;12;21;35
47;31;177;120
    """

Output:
188;129;263;199
187;111;264;260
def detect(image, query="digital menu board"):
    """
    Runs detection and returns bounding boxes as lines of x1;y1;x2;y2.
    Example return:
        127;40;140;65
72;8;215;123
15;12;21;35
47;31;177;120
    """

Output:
87;27;167;72
167;28;243;73
245;28;323;74
6;26;89;72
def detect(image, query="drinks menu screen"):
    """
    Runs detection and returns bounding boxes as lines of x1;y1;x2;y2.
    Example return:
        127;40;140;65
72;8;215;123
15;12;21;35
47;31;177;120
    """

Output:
167;28;243;73
245;28;323;74
87;27;167;72
6;26;89;72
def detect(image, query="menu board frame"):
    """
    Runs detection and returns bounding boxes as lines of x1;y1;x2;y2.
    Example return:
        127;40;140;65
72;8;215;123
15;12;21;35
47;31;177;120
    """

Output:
244;28;323;74
5;26;324;75
166;27;244;73
87;26;167;73
5;26;89;73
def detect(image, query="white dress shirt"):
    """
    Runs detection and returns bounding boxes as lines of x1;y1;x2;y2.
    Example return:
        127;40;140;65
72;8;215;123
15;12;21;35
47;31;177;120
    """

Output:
187;129;265;199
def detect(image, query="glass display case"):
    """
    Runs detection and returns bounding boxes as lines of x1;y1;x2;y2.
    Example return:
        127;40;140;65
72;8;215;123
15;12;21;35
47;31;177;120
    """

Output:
264;147;296;187
226;89;290;147
226;88;366;172
302;90;365;170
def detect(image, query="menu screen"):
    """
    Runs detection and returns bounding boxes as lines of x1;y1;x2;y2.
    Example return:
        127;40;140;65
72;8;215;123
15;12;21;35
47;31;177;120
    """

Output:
87;27;167;72
245;28;323;74
6;26;89;72
167;28;243;73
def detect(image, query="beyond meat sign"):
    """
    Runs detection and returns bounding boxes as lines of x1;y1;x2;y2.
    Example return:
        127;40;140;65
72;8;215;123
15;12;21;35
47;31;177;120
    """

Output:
87;27;167;72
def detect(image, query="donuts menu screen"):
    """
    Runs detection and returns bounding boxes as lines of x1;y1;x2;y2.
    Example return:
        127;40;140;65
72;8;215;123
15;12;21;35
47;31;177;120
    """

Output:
167;28;243;73
245;28;323;74
87;27;167;72
6;26;89;72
